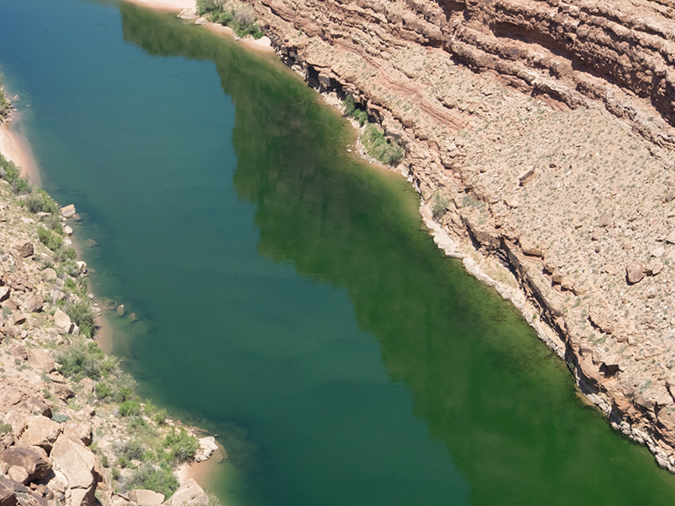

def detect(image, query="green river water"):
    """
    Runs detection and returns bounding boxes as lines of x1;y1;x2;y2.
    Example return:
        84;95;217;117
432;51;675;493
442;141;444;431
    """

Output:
1;1;675;504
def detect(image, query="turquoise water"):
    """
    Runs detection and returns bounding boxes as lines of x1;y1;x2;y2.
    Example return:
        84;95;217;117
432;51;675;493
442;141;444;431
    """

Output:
1;1;675;504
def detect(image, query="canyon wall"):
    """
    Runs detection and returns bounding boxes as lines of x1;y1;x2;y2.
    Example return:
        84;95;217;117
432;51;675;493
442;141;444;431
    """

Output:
249;0;675;472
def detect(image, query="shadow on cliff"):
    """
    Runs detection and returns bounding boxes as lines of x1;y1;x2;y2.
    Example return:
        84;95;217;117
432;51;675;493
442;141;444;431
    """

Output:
120;4;675;505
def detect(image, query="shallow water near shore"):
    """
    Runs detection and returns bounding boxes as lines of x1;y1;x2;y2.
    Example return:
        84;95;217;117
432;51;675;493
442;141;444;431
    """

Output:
2;1;675;504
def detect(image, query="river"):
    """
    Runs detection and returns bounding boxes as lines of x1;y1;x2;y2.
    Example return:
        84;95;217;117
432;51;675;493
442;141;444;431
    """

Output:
1;0;675;504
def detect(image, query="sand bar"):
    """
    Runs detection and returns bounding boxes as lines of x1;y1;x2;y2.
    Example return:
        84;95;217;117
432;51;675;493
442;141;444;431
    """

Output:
0;119;41;186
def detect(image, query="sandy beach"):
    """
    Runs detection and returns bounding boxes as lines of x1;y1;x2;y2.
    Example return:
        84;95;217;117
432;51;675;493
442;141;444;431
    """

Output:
176;444;226;487
0;119;41;186
125;0;196;12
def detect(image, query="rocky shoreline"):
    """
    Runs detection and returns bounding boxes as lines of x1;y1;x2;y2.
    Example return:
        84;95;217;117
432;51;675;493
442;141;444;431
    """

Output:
0;89;221;506
225;0;675;473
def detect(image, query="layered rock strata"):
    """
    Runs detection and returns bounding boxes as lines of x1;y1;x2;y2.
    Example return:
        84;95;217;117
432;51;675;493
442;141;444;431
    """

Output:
246;0;675;471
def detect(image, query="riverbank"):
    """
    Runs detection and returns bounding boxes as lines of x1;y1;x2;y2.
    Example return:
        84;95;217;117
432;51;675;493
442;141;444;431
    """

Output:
0;118;41;186
0;86;221;505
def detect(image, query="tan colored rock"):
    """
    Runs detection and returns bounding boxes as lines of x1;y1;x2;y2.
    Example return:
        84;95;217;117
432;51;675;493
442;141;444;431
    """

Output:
63;421;92;446
0;446;52;482
42;268;57;281
164;480;208;506
647;260;664;276
22;294;44;313
60;205;76;219
0;287;10;303
519;235;543;257
12;313;27;325
50;435;97;506
17;242;34;258
666;230;675;244
15;416;62;452
27;348;56;372
0;481;16;506
625;262;645;284
53;309;73;335
51;384;75;402
128;490;164;506
7;466;29;485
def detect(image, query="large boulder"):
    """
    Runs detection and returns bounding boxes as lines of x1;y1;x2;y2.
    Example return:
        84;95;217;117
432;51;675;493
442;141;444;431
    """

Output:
27;349;56;373
63;421;92;446
17;242;34;259
164;480;208;506
22;294;44;314
15;416;62;453
53;309;73;335
60;205;76;219
0;446;52;482
128;490;164;506
50;436;98;506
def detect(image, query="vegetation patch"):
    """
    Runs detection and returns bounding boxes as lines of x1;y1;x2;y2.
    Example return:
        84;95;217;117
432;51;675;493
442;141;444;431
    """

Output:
360;124;404;166
0;78;10;119
343;95;368;126
197;0;264;39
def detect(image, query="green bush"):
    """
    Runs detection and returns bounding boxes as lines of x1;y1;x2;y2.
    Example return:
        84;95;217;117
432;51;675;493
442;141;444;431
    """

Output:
163;428;199;464
51;414;70;424
38;226;63;251
57;340;116;381
65;300;96;338
196;0;223;15
342;96;368;126
153;408;168;426
95;381;113;400
0;153;20;184
119;400;142;417
117;440;145;461
0;82;9;119
129;464;179;497
360;124;404;166
27;189;58;215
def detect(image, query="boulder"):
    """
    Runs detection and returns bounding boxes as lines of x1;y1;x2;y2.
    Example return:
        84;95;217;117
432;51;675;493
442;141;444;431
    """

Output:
164;480;208;506
15;416;62;452
0;481;17;506
128;490;164;506
27;349;55;373
17;243;34;259
50;436;97;506
625;261;645;284
666;230;675;244
51;384;75;402
0;287;10;302
22;294;44;313
63;421;92;446
0;446;52;482
12;313;27;326
195;437;218;463
53;309;73;335
60;205;76;219
519;235;544;257
42;269;57;281
7;466;29;485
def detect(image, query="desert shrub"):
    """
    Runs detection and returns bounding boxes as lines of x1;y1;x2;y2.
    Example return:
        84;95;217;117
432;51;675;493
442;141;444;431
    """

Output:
57;340;116;381
129;464;179;497
342;95;369;126
431;191;450;218
65;300;96;338
0;82;9;119
153;408;168;426
27;189;58;215
163;428;199;464
51;414;70;424
0;153;20;184
360;124;404;166
38;226;63;251
95;381;113;400
196;0;223;15
119;400;142;417
117;440;145;461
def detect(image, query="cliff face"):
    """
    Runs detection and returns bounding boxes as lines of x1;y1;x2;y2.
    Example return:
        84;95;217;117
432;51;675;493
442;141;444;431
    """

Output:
249;0;675;472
